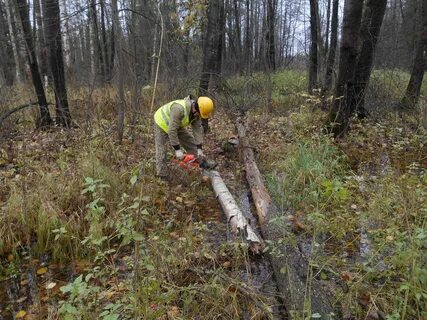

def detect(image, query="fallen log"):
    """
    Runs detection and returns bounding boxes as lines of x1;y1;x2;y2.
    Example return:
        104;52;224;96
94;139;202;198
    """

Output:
0;102;40;129
236;119;338;319
208;170;263;253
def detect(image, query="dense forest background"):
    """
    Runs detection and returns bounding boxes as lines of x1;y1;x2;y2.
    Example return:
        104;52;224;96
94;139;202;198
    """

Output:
0;0;425;131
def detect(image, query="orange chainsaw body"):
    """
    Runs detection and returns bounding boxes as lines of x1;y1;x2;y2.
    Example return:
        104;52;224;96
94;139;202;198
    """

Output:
172;154;200;170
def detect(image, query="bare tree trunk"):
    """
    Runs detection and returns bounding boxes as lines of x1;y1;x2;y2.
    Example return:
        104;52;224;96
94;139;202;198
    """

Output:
112;0;125;143
324;0;339;91
401;0;426;109
100;0;109;82
15;0;52;127
150;17;158;83
199;0;225;93
213;1;225;84
44;0;72;127
109;23;115;79
79;24;86;64
34;0;48;84
253;0;260;66
0;2;15;85
328;0;364;137
324;0;331;56
5;0;24;83
266;0;276;71
183;30;190;74
233;0;242;73
308;0;319;92
348;0;387;116
90;0;105;83
61;0;71;69
129;0;143;139
199;0;225;132
244;0;252;73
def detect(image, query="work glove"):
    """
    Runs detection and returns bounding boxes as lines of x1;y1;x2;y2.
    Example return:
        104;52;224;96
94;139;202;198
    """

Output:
175;149;184;160
197;148;204;158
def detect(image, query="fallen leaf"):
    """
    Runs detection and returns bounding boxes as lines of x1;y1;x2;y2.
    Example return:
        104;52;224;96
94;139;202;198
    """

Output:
15;296;27;303
340;271;353;282
169;232;179;239
36;267;47;275
46;282;57;290
358;291;371;307
294;221;308;232
16;310;27;319
20;279;29;286
167;305;181;318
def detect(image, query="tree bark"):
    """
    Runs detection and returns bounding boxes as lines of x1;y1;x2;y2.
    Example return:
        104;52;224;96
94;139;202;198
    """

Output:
348;0;387;117
309;0;319;92
44;0;72;127
233;0;242;73
244;0;252;73
401;0;426;109
236;120;338;319
111;0;125;143
325;0;331;56
209;170;263;253
324;0;339;91
199;0;225;132
15;0;52;127
214;1;225;81
33;0;48;84
328;0;364;137
100;0;110;82
0;2;15;85
109;22;115;81
90;0;105;83
266;0;276;71
61;0;71;69
5;0;25;83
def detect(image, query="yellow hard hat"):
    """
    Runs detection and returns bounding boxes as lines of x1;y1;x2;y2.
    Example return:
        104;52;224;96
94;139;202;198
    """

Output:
197;97;214;119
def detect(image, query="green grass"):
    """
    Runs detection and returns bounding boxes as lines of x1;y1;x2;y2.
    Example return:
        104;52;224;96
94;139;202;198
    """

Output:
257;102;426;318
266;137;346;211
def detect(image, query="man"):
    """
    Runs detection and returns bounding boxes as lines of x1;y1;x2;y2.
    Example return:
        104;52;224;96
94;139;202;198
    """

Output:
154;95;214;179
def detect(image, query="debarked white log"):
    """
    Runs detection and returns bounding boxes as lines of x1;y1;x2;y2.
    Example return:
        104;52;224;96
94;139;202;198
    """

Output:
209;170;263;251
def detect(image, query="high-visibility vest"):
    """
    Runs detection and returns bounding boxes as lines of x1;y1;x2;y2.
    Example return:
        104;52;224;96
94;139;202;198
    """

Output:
154;100;190;133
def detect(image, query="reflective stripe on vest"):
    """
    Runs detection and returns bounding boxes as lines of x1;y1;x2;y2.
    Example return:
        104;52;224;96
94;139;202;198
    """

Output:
154;100;190;133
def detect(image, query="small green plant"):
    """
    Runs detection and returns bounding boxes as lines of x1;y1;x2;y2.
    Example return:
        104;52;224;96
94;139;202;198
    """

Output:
59;274;101;319
81;177;109;242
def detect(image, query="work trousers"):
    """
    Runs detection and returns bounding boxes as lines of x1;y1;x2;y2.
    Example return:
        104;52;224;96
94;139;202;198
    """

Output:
154;125;198;177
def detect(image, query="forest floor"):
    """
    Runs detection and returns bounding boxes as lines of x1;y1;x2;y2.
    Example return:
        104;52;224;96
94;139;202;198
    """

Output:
0;72;426;319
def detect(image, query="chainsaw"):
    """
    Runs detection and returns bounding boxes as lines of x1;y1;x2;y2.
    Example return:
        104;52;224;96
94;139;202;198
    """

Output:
172;153;217;171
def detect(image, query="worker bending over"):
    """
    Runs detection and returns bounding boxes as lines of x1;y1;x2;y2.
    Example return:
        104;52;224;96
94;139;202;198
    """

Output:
154;95;214;179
